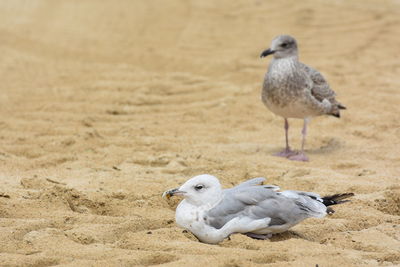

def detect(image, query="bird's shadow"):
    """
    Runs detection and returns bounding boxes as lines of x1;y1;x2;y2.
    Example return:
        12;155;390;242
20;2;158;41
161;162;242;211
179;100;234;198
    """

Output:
269;231;304;242
269;137;343;157
307;137;343;155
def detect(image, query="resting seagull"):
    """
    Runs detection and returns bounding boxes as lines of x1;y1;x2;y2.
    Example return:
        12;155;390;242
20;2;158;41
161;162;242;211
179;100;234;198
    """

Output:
163;174;353;244
260;35;346;161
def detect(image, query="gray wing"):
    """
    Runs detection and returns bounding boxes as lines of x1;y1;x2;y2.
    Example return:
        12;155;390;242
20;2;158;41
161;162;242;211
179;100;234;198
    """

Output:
225;177;280;194
205;186;324;230
300;63;345;113
229;177;266;189
280;190;326;218
300;63;336;103
281;190;322;201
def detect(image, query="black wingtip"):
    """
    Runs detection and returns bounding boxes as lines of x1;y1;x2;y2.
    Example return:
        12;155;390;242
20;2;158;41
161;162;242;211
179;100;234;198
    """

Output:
338;104;346;110
322;193;354;206
330;112;340;118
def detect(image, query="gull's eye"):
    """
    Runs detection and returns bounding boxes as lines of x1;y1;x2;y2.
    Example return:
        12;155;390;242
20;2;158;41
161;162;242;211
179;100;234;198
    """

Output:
281;43;288;48
194;184;204;191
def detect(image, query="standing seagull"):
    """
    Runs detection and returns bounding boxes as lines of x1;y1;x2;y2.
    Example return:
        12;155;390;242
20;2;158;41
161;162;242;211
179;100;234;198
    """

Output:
260;35;345;161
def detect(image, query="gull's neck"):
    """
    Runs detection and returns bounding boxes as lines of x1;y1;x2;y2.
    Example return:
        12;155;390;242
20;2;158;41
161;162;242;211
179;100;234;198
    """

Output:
268;55;299;75
272;55;298;63
205;192;223;209
176;192;223;229
186;192;223;209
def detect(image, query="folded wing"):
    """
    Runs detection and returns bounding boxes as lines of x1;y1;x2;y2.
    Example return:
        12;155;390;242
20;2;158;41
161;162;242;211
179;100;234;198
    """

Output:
300;63;346;116
206;185;327;230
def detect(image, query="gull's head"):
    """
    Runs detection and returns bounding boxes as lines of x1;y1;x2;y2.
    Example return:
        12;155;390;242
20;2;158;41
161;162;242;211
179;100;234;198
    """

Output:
163;174;223;206
260;35;298;59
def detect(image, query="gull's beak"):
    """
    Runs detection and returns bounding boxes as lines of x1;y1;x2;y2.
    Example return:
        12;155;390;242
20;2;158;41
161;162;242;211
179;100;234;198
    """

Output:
260;48;275;58
162;188;186;200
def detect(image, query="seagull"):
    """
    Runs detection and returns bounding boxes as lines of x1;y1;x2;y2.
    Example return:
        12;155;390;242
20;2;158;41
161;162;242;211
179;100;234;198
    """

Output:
260;35;346;161
163;174;353;244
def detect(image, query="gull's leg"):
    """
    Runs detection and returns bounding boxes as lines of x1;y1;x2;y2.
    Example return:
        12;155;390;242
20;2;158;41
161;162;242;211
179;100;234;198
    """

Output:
273;118;295;158
193;216;271;244
244;233;273;240
288;118;310;162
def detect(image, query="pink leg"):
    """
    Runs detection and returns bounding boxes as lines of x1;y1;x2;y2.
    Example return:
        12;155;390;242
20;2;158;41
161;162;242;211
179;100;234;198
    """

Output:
273;118;296;158
245;233;273;240
288;118;309;162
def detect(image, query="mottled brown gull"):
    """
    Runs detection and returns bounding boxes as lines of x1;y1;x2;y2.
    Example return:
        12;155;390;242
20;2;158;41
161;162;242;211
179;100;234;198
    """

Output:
260;35;346;161
163;174;353;244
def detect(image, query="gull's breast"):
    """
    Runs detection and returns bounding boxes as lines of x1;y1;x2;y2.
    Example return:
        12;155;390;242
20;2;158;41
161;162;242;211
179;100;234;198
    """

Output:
262;59;317;118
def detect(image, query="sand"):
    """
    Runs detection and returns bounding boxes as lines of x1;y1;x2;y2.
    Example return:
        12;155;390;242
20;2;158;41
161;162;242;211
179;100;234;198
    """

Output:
0;0;399;266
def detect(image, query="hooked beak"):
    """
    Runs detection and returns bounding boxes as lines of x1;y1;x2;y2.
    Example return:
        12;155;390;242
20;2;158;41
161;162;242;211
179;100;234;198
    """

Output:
162;188;186;200
260;48;275;58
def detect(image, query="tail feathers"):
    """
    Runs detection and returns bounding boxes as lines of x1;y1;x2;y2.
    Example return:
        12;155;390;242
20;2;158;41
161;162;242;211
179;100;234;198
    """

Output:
329;102;346;118
322;193;354;206
322;193;354;215
330;112;340;118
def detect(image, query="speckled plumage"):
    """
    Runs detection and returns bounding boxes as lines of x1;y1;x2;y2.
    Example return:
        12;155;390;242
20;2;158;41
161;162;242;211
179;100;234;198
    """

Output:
262;39;344;118
260;35;345;161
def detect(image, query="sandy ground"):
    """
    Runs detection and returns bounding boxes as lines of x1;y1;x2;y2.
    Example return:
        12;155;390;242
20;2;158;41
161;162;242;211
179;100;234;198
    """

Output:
0;0;400;266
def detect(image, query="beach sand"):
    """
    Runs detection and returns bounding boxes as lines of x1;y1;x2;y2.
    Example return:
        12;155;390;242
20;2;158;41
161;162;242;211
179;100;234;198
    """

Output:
0;0;399;266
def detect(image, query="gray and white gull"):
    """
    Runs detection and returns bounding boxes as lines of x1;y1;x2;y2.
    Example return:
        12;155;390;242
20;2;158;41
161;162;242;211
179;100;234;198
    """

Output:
260;35;346;161
163;174;353;244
